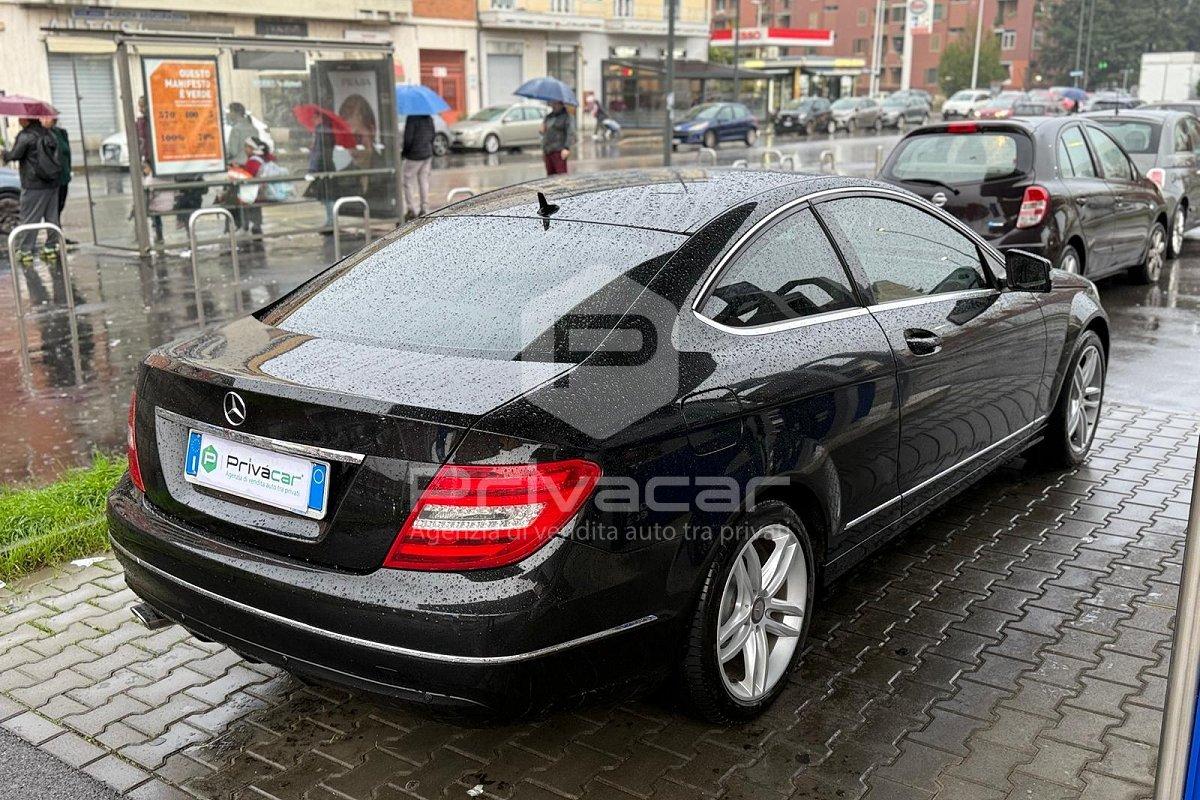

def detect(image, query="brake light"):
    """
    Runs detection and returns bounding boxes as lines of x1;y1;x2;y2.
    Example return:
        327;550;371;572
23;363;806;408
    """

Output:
1147;167;1166;189
384;459;602;571
947;121;978;133
127;391;145;493
1016;185;1050;229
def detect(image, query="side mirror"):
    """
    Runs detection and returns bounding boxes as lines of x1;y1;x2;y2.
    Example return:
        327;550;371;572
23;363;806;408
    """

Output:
1005;249;1053;293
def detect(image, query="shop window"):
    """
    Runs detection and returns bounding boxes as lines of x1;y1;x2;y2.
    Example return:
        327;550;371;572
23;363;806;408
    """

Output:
615;0;634;14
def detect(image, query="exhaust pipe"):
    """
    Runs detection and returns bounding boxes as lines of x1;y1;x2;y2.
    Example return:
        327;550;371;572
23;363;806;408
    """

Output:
131;602;172;631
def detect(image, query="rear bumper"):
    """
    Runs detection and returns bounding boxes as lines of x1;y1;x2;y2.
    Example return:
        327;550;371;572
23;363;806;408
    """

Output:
107;478;675;716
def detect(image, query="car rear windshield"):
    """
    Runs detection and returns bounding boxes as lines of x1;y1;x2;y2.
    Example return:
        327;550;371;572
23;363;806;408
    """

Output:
1093;119;1160;154
884;131;1033;184
263;217;685;361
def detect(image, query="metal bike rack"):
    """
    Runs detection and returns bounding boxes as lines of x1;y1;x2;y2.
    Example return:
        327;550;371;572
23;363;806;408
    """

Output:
332;196;371;261
761;149;784;167
779;154;799;172
732;159;749;169
446;187;475;203
819;149;837;174
697;147;718;165
874;144;885;175
7;222;80;382
187;207;240;329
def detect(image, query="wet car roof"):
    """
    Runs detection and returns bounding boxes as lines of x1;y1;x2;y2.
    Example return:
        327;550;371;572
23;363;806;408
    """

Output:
431;168;874;234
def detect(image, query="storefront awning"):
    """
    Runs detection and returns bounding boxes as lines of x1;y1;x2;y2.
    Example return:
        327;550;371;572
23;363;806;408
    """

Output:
605;58;773;81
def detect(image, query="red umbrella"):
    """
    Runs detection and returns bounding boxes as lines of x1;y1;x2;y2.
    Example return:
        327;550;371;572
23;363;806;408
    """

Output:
0;94;59;117
291;104;357;149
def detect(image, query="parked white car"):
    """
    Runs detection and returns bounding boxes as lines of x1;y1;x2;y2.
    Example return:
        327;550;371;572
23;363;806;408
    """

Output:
99;115;274;168
941;89;993;120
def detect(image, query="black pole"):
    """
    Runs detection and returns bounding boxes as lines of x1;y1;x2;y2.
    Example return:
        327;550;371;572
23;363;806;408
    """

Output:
1073;0;1087;87
1082;0;1097;90
733;0;741;102
663;0;677;165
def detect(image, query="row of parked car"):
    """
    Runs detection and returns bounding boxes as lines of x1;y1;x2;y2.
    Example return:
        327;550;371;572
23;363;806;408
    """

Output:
943;88;1146;120
774;90;933;136
877;106;1200;286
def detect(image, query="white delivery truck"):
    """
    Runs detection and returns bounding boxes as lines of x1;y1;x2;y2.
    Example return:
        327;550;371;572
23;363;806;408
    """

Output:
1140;52;1200;102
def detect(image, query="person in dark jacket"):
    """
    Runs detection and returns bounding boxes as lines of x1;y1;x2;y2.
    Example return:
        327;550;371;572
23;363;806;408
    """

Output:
44;118;71;215
541;101;576;175
1;117;61;264
401;114;435;220
308;120;336;233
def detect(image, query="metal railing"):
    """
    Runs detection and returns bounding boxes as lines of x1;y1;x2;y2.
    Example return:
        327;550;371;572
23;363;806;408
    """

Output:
731;159;748;169
761;149;784;168
875;145;885;176
779;154;799;172
7;222;80;381
332;196;371;261
187;208;240;329
819;150;837;174
446;187;475;204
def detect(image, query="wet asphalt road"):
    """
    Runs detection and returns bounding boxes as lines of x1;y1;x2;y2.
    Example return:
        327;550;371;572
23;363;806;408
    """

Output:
0;728;117;800
0;127;1197;484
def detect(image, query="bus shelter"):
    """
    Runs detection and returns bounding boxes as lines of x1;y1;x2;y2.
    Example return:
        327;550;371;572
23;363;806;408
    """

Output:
44;29;403;256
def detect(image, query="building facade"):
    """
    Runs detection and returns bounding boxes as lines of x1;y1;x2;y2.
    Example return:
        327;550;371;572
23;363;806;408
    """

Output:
711;0;1045;97
476;0;711;108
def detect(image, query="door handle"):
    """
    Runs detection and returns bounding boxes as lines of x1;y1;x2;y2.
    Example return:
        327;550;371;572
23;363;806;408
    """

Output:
904;328;942;356
1075;197;1089;206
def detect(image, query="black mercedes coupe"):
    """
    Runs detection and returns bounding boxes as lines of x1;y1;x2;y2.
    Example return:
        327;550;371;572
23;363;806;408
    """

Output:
109;169;1108;722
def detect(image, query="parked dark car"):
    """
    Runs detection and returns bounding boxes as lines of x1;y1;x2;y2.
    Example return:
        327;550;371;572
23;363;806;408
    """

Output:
1013;99;1066;118
975;92;1027;120
673;102;758;149
1144;101;1200;116
1086;109;1200;255
880;118;1169;282
109;169;1108;722
774;97;832;136
880;95;931;129
1084;92;1143;112
0;167;18;239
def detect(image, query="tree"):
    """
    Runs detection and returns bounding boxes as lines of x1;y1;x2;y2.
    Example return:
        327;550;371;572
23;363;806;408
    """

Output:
938;19;1008;95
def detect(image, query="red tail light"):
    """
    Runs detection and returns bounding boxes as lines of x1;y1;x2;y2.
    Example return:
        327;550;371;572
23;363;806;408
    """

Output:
127;391;145;493
1016;185;1050;229
1147;167;1166;189
946;121;978;133
384;459;602;571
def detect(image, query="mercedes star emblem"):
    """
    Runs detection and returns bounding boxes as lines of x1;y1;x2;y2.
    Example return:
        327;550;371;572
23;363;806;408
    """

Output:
223;391;247;427
931;191;948;207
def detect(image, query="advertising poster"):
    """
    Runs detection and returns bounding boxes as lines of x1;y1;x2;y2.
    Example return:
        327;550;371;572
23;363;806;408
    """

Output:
142;57;225;175
908;0;933;35
327;68;381;154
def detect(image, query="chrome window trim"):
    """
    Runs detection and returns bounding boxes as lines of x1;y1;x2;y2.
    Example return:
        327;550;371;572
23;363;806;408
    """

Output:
156;407;365;465
690;184;1007;329
113;539;658;665
842;414;1047;532
866;287;998;312
692;306;870;336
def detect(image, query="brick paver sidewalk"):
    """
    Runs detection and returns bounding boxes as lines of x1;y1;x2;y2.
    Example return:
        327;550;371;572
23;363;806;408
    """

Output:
0;404;1192;800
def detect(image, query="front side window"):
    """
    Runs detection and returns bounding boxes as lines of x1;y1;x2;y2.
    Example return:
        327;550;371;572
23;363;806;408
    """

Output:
817;197;988;304
699;208;858;329
1085;126;1134;181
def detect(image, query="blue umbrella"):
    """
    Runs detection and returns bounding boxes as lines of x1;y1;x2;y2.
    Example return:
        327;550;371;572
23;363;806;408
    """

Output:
395;84;450;116
1059;87;1087;102
514;76;578;106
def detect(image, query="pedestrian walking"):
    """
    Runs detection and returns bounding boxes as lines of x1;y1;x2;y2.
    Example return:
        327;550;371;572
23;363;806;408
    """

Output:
307;119;337;233
240;136;277;236
541;101;575;176
225;103;256;168
402;114;435;220
1;116;64;265
43;117;71;217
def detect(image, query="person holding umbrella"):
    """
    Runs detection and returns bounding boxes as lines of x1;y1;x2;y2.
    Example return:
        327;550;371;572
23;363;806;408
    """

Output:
0;96;63;265
515;77;578;176
395;84;450;220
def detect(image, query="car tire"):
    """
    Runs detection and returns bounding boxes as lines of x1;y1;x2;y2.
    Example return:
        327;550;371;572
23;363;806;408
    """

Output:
920;114;930;125
847;119;857;135
482;134;500;155
0;193;18;239
745;128;758;147
1169;204;1187;258
826;120;837;135
874;117;884;132
1027;330;1106;469
1058;243;1083;275
896;116;906;130
681;500;815;723
704;130;719;150
432;133;449;157
1130;219;1167;284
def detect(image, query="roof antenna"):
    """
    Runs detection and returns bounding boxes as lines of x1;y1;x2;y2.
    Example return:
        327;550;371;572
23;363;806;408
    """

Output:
536;191;559;217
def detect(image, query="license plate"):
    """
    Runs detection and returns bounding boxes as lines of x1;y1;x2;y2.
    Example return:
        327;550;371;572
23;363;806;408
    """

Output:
183;429;330;519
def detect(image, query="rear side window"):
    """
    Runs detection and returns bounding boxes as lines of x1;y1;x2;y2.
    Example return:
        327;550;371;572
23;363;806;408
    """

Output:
1175;121;1192;152
1085;126;1134;180
699;208;858;328
884;131;1032;184
1060;127;1097;177
265;217;684;360
1093;119;1159;154
818;197;988;304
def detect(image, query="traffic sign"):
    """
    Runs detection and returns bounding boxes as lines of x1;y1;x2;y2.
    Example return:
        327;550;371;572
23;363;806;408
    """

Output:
1069;69;1085;77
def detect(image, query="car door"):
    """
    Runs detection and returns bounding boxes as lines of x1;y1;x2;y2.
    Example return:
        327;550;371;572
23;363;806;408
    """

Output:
690;204;901;561
815;193;1047;513
715;105;736;141
1180;117;1200;221
1059;124;1116;274
516;106;545;145
1084;123;1156;268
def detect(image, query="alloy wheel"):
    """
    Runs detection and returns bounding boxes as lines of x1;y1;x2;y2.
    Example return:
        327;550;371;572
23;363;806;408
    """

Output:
1145;224;1167;281
1060;248;1081;275
1171;206;1186;256
716;524;807;702
1067;344;1104;456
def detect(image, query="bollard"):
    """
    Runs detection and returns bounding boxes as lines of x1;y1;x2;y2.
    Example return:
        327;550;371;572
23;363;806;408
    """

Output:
332;196;371;262
7;222;80;381
446;187;475;204
187;208;240;329
819;149;837;174
697;147;718;165
875;144;885;175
